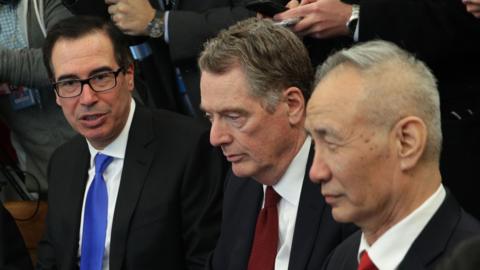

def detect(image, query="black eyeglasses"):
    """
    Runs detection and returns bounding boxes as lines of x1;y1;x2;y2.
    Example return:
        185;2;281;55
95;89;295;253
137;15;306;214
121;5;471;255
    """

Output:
53;67;125;98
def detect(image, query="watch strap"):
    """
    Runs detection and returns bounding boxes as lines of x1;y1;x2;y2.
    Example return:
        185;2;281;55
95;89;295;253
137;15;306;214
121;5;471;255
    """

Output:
146;10;165;38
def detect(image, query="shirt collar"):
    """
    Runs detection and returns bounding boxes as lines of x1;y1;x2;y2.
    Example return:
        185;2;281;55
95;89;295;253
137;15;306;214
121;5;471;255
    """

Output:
269;136;311;207
358;184;446;270
87;98;136;161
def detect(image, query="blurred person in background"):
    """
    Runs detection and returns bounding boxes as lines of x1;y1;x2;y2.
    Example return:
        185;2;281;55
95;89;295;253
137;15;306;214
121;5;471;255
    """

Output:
0;0;75;193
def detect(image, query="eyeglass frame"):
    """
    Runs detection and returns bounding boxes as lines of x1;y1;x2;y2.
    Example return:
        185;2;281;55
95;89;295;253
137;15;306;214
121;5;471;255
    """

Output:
52;66;126;98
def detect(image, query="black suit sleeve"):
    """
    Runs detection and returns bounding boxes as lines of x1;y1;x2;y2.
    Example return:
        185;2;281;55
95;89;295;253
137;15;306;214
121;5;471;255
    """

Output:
36;153;62;270
35;205;58;270
0;203;33;270
358;0;480;70
180;128;227;270
167;0;255;63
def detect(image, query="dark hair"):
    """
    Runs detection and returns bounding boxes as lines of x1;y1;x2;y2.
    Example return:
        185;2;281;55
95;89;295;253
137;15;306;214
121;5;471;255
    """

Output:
199;18;313;111
43;15;132;79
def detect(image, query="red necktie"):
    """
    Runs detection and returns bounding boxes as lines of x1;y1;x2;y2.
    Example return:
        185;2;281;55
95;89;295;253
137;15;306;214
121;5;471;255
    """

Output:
358;251;378;270
247;186;281;270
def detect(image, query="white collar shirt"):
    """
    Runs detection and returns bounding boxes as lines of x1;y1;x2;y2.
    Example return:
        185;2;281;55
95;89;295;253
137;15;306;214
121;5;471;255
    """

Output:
357;184;446;270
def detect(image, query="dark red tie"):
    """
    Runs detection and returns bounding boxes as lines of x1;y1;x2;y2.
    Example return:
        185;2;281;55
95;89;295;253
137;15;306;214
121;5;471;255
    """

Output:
247;186;281;270
358;251;378;270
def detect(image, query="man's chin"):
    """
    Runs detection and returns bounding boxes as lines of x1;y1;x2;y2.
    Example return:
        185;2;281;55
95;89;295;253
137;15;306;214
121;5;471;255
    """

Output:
82;131;111;149
231;163;255;179
331;207;355;224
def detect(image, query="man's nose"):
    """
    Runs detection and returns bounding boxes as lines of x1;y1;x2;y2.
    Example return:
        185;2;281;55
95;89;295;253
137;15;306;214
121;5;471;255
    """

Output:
309;151;332;183
79;82;98;105
210;119;232;147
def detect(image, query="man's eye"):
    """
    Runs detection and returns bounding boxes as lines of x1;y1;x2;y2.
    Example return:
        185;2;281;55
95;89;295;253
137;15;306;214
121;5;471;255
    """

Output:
91;73;110;81
326;142;338;151
227;114;240;120
59;80;77;87
226;114;245;128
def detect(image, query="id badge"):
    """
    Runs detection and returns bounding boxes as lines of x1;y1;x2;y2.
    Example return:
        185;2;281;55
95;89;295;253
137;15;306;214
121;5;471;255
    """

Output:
9;85;37;110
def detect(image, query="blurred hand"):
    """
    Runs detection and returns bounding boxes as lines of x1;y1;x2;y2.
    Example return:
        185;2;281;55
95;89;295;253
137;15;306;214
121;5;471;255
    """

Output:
105;0;156;36
274;0;352;39
0;83;10;95
286;0;300;9
463;0;480;18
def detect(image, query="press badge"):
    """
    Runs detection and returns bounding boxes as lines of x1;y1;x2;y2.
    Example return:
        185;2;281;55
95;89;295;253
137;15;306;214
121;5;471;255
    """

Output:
8;85;41;110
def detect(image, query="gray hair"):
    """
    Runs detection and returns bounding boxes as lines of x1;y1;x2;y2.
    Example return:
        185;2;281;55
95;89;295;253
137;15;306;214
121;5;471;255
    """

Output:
199;18;313;112
315;40;442;162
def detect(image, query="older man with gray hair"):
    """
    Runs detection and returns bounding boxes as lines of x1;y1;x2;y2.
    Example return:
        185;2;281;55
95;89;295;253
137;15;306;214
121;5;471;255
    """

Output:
306;40;480;270
200;18;356;270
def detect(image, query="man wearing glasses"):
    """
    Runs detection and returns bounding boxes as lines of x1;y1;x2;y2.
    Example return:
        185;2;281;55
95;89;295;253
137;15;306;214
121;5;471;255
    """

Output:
36;16;226;270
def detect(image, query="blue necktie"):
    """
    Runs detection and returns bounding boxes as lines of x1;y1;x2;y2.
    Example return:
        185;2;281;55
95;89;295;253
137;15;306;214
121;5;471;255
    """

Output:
80;153;113;270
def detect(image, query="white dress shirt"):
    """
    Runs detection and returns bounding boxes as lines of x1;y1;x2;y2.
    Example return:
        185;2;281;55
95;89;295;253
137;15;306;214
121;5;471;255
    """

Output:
357;184;446;270
261;137;311;270
78;99;136;270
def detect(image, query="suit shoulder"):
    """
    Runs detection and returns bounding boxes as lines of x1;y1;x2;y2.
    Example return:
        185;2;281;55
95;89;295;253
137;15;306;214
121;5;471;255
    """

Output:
450;209;480;242
50;134;85;161
322;230;361;270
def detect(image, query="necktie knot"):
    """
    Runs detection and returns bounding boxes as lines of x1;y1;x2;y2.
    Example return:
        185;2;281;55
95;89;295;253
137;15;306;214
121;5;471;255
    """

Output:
264;186;280;208
95;153;113;175
358;251;378;270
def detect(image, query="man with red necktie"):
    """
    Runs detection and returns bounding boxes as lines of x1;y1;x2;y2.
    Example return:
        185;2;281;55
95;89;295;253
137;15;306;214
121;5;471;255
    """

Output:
306;40;480;270
199;18;356;270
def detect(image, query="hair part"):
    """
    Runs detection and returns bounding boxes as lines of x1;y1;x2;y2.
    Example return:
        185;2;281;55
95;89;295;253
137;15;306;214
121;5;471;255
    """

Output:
315;40;442;162
43;15;132;79
199;18;313;112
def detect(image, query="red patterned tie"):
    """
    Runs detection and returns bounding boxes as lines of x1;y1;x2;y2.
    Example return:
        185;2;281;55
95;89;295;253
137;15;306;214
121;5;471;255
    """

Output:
247;186;281;270
358;251;378;270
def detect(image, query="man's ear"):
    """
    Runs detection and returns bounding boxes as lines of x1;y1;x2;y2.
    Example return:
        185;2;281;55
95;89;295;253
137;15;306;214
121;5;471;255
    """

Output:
126;63;135;91
393;116;427;171
55;94;62;106
283;86;305;125
53;78;62;106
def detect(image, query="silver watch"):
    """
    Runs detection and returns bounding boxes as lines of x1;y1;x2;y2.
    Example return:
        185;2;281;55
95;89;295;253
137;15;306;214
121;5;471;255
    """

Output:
145;10;165;38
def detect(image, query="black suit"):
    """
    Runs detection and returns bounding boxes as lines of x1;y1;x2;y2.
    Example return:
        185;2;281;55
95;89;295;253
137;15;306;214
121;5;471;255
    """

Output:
0;203;33;270
207;147;357;270
36;106;226;270
322;192;480;270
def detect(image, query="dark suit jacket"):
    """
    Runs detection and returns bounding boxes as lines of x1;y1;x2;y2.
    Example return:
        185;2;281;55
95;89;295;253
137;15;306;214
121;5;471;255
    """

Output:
0;203;33;270
322;192;480;270
206;147;357;270
36;106;226;270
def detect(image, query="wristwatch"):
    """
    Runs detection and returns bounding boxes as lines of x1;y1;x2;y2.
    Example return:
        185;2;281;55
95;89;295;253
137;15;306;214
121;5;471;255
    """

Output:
145;9;165;38
346;4;360;38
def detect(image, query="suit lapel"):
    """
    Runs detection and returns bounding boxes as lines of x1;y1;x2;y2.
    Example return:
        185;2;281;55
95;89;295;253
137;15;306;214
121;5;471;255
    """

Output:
224;174;263;270
288;146;326;270
62;139;90;268
398;192;461;270
109;107;155;270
